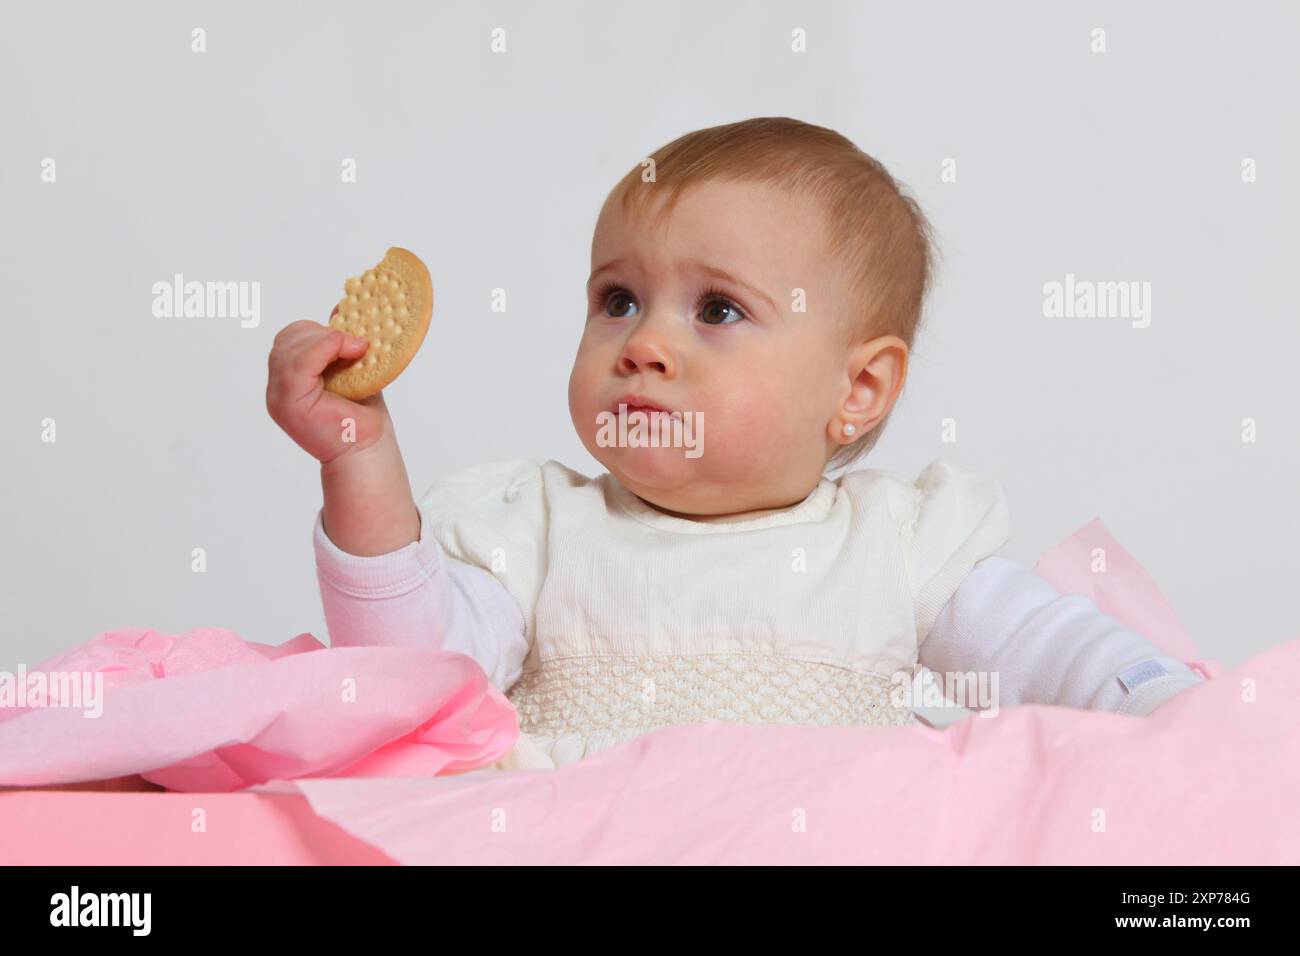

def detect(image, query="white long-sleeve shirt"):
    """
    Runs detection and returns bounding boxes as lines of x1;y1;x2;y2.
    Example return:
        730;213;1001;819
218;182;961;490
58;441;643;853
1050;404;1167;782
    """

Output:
313;458;1203;763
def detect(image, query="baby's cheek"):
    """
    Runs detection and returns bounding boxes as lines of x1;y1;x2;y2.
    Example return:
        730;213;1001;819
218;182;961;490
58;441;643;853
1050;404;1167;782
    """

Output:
576;400;604;445
567;369;600;431
704;392;802;467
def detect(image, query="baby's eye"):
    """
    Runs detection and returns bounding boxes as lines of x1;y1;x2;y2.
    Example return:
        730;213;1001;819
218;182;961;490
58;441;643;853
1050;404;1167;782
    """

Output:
607;291;638;318
696;288;747;326
595;284;638;318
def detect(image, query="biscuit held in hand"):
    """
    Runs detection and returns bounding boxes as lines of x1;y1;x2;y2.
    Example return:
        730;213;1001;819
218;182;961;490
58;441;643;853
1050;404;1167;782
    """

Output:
323;247;434;400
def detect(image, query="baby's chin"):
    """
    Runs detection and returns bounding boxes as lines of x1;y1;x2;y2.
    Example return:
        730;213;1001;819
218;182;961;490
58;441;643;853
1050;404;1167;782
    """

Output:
598;442;702;493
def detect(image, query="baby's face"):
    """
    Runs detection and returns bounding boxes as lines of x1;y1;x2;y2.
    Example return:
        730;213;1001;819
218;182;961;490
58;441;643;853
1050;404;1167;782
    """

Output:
568;178;858;519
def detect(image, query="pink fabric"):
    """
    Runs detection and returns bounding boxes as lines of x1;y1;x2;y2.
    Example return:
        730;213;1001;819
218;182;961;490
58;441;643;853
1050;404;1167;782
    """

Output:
1033;516;1221;680
271;636;1299;863
0;628;518;790
5;636;1290;865
0;791;395;865
4;635;1293;864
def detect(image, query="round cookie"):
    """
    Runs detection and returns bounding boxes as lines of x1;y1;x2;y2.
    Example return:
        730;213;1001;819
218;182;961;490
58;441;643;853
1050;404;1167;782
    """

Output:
323;247;434;400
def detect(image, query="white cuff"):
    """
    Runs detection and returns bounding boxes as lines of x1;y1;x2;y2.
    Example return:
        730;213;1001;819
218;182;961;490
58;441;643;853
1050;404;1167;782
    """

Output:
1115;670;1205;717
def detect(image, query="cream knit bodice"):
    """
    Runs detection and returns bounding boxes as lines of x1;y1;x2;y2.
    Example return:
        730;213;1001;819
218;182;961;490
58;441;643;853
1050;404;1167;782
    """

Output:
417;457;1013;761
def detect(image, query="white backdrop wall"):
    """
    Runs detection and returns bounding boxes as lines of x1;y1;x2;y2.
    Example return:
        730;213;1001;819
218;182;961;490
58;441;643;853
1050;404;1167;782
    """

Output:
2;1;1296;670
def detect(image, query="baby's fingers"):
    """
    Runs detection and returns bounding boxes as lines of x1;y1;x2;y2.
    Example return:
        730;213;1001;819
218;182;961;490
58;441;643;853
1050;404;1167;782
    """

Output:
268;325;368;414
289;327;369;385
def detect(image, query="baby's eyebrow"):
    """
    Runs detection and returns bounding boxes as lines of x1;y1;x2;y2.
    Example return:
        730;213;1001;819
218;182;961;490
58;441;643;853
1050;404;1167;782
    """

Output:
586;258;625;290
587;257;779;316
692;262;779;316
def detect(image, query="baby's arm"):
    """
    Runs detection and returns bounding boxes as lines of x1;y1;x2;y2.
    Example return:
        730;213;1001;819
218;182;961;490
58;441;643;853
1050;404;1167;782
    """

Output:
265;315;528;691
314;506;528;692
919;556;1205;716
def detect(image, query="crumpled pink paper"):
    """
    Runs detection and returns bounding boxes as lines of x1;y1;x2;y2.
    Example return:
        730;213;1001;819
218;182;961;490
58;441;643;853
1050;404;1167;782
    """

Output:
267;636;1300;864
0;628;519;790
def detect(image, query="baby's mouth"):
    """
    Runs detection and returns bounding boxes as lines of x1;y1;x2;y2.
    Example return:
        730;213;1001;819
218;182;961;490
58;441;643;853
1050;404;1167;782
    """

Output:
610;392;683;416
611;400;691;421
613;402;684;421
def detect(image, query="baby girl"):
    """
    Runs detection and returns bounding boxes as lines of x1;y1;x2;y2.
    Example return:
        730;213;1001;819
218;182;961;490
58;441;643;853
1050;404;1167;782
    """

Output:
266;116;1204;770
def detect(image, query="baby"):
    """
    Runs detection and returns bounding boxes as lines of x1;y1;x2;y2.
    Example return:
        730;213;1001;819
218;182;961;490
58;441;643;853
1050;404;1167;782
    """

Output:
267;117;1204;770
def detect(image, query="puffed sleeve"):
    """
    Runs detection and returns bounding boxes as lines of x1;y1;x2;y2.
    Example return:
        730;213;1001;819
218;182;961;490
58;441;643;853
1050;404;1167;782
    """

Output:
418;458;549;646
904;458;1013;645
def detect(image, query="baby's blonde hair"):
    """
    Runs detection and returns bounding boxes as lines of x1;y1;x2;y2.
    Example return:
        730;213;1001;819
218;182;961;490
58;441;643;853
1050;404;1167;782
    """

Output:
606;116;938;471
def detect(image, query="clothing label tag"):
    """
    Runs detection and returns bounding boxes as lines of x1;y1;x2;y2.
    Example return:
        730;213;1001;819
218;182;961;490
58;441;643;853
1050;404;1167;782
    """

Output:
1118;659;1168;693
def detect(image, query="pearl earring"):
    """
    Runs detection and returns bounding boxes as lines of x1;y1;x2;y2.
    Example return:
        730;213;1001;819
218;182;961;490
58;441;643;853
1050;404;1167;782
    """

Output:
842;423;856;436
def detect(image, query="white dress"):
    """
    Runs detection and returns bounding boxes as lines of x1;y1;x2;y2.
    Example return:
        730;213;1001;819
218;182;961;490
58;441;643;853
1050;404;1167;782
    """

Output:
314;458;1204;770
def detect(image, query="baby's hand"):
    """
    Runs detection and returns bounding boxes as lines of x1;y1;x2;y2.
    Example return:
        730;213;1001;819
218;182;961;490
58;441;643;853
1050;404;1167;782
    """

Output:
266;309;393;464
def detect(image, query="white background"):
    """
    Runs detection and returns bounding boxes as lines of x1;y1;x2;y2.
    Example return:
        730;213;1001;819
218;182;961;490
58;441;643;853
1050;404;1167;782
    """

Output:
2;1;1296;670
